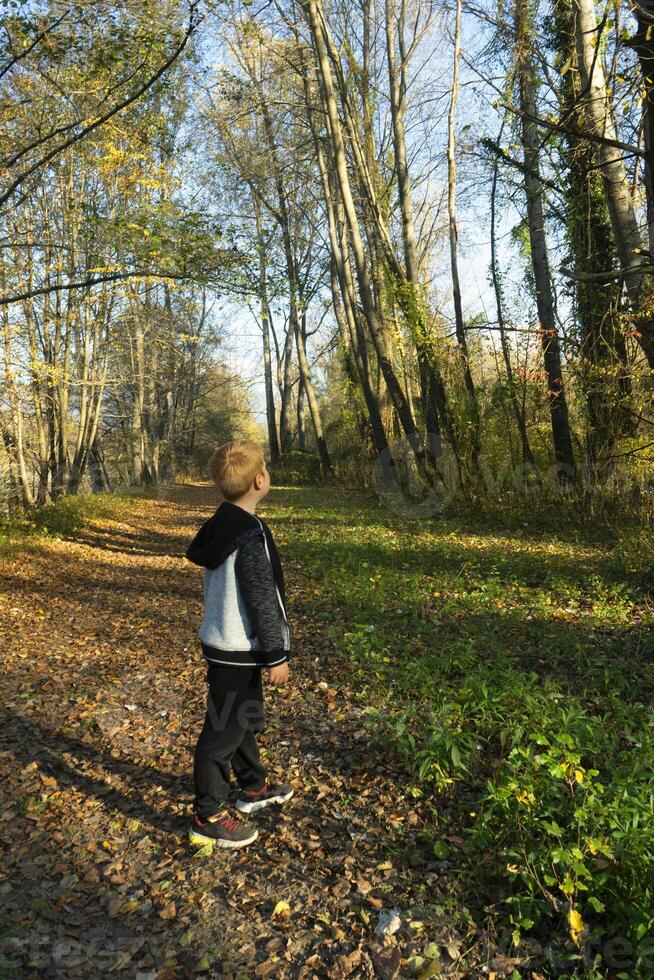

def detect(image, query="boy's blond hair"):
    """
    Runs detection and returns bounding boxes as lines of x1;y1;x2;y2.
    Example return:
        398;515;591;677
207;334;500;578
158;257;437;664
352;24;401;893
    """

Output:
209;440;265;501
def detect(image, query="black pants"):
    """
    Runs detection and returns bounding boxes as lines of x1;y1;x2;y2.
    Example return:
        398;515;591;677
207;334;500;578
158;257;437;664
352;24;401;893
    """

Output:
193;664;268;819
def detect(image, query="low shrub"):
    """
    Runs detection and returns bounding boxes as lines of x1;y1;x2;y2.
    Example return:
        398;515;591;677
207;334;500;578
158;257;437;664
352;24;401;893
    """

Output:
268;450;323;486
372;663;654;975
0;491;130;540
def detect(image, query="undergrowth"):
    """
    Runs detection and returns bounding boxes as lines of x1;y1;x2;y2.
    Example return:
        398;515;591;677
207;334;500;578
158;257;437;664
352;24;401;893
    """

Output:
269;484;654;977
0;491;132;543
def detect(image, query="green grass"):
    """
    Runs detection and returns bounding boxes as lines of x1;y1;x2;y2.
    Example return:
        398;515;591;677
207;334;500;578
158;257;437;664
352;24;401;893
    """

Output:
265;485;654;978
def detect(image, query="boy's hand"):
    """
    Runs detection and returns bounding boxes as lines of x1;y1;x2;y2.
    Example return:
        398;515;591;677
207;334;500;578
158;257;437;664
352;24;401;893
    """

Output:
267;662;289;686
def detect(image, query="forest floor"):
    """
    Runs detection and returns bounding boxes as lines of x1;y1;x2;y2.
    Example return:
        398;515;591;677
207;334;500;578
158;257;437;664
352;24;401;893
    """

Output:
1;482;651;979
0;483;497;980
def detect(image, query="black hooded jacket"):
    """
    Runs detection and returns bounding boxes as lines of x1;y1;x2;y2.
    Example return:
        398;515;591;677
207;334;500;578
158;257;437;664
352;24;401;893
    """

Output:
186;501;292;669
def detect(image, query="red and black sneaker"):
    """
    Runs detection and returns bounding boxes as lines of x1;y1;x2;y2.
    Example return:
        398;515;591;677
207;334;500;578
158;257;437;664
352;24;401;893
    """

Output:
188;808;258;849
235;781;294;814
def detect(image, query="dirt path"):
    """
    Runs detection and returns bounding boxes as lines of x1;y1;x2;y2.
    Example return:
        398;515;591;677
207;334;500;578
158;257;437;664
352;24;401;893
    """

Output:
0;484;473;979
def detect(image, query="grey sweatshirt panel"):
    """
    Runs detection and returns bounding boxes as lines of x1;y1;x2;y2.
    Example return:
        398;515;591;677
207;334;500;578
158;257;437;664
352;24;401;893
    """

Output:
197;526;290;664
198;552;259;651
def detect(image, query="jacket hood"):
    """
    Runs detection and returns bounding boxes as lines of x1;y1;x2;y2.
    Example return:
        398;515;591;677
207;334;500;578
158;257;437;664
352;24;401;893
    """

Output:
186;501;262;571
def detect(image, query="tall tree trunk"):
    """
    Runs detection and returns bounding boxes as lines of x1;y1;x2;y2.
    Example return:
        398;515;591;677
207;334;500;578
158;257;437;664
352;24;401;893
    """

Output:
354;5;402;453
516;0;576;477
304;0;438;488
296;372;307;451
573;0;654;371
1;264;34;505
296;312;331;475
330;255;375;450
258;94;330;472
254;207;280;463
18;229;50;503
303;65;394;470
444;0;482;481
1;423;23;512
129;290;146;485
490;119;535;467
627;6;654;255
89;435;112;493
384;0;462;486
551;0;629;475
279;320;295;453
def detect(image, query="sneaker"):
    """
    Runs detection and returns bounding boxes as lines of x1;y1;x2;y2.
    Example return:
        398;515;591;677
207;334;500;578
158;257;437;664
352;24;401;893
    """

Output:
235;781;294;814
188;808;258;849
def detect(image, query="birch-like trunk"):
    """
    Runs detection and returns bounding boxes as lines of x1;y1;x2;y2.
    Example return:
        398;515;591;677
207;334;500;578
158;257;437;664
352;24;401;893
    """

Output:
296;311;331;472
303;66;393;468
1;293;34;506
445;0;481;477
258;94;331;474
279;318;295;453
383;0;463;486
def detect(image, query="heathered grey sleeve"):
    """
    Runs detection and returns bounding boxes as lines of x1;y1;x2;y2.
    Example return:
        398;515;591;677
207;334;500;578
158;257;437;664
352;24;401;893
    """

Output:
234;534;286;658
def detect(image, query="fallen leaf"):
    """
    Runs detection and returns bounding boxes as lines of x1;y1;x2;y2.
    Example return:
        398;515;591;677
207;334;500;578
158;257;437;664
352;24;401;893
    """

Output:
331;879;351;899
371;944;401;980
255;959;279;978
327;946;363;978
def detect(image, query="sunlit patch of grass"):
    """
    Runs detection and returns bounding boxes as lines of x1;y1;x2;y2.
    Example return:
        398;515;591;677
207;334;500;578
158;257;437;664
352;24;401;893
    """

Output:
0;491;133;546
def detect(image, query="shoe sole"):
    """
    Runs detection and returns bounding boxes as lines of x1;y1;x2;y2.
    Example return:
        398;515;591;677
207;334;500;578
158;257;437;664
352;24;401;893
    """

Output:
235;788;294;814
188;827;258;849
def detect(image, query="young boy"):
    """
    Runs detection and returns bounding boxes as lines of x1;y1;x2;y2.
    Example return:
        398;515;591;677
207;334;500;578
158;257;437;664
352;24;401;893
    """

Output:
185;440;294;848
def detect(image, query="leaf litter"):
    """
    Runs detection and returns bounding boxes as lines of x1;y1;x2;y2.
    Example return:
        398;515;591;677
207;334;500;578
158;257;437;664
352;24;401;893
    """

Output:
0;484;504;978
